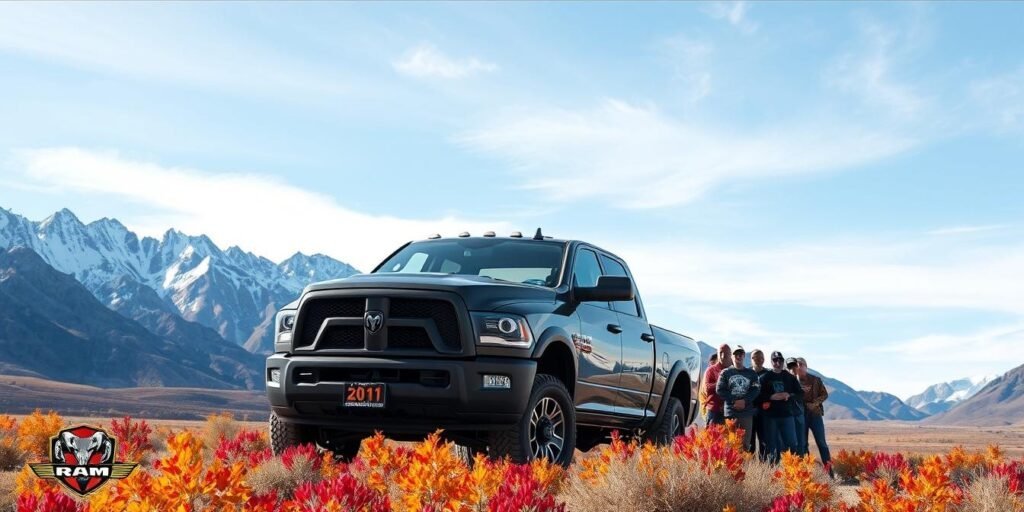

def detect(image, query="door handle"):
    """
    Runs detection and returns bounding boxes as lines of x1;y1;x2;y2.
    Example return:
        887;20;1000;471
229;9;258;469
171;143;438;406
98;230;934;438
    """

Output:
641;333;655;343
607;324;623;334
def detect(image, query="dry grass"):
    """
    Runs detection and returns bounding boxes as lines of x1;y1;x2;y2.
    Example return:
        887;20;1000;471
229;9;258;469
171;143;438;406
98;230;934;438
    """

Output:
561;454;790;512
0;444;24;472
960;475;1024;512
201;413;240;451
0;471;15;511
245;453;322;498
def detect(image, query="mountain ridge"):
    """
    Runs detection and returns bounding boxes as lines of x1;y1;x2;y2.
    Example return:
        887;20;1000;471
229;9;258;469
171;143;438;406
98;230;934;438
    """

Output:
926;364;1024;426
0;246;258;389
0;206;359;353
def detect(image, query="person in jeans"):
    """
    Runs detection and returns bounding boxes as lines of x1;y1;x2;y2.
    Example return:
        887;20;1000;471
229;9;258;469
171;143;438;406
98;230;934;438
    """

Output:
698;353;718;421
757;351;803;464
786;357;808;456
749;349;769;460
702;344;733;426
715;346;760;451
797;357;833;477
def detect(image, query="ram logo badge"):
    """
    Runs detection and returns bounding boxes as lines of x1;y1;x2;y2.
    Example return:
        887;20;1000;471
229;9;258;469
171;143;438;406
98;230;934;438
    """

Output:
364;310;384;334
29;425;137;496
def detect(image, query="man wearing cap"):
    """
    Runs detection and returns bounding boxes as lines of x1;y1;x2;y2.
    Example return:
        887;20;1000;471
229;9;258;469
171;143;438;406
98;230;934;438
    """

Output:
715;346;760;451
701;344;733;426
756;350;803;463
786;357;808;455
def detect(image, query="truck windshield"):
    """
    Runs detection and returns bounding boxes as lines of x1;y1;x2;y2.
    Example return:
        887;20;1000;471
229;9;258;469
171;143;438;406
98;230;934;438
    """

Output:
375;239;567;288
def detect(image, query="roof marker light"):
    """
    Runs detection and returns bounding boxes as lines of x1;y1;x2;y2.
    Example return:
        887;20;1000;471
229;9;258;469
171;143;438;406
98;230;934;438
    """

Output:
483;231;496;237
458;232;471;238
510;231;523;238
428;233;441;239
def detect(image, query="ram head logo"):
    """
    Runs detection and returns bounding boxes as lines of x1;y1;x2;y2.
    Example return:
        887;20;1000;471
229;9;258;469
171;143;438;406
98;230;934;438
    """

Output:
364;310;384;334
29;425;137;496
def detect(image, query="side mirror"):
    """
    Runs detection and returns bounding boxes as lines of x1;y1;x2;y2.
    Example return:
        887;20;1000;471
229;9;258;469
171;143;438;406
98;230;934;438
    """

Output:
575;276;635;303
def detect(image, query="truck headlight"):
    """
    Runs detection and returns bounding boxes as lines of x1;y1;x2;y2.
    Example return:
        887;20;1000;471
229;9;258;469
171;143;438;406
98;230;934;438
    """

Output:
278;311;296;332
472;313;533;348
275;311;296;351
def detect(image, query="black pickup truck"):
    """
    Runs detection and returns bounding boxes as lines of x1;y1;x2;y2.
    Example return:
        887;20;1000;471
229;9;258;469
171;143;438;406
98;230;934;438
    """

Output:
265;232;701;466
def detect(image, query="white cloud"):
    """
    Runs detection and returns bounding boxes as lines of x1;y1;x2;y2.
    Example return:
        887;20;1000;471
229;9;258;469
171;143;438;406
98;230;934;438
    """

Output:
393;43;497;79
927;224;1008;236
0;3;349;97
15;148;506;271
662;37;714;102
701;1;758;34
616;235;1024;314
969;67;1024;132
824;21;928;118
459;99;915;208
866;323;1023;397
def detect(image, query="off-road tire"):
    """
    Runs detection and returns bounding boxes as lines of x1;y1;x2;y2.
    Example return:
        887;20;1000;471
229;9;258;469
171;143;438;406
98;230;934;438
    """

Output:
269;412;315;456
489;373;576;467
644;397;686;445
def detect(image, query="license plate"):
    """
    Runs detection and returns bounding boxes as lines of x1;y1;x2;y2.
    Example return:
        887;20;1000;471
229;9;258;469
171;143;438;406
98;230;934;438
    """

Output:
343;383;386;408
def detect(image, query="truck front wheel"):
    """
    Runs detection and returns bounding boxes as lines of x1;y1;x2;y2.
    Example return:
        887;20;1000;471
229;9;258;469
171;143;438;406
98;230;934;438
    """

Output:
490;374;576;467
269;412;315;456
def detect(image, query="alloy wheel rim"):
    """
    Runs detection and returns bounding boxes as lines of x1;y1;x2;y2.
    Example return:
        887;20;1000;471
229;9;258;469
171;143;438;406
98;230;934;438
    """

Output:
529;397;565;461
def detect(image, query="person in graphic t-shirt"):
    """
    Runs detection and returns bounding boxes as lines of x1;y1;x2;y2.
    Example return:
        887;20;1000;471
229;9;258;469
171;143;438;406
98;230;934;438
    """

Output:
715;346;760;451
756;351;803;464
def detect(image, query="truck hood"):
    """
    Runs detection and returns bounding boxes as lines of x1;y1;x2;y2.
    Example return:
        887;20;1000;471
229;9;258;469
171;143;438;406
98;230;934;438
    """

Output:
302;273;558;310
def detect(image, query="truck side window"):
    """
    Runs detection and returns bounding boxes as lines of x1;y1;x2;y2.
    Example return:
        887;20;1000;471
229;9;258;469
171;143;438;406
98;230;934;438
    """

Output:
572;249;603;289
599;255;640;317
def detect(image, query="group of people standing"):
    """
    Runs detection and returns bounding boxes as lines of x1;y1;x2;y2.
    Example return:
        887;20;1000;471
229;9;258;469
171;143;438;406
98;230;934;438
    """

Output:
699;344;833;477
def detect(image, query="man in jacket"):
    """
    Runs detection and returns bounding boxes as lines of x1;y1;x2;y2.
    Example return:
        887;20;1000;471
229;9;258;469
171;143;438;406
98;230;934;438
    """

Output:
797;357;833;477
715;346;760;451
757;351;803;464
702;344;733;426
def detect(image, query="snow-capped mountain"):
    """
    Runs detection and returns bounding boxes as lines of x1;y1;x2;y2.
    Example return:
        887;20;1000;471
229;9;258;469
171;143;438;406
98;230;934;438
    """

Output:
905;375;999;416
0;206;359;353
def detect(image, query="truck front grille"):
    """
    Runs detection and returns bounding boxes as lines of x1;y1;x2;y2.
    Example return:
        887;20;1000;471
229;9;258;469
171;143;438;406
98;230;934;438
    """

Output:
298;298;363;347
294;295;464;353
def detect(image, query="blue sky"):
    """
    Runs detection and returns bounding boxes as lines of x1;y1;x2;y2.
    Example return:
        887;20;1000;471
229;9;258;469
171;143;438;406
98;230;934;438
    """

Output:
1;2;1023;398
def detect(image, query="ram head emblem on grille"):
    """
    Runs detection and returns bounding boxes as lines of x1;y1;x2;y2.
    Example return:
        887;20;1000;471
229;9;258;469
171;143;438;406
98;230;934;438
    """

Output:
364;311;384;334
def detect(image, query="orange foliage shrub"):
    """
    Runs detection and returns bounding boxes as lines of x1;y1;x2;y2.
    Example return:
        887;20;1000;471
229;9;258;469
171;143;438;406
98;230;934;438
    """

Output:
16;410;64;462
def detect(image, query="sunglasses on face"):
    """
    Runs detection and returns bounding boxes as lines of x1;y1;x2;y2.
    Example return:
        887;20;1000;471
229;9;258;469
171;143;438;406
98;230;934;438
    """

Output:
772;358;784;362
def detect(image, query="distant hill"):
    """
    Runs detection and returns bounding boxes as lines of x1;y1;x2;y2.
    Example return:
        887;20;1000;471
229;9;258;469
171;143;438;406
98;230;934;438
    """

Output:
0;375;268;420
0;247;258;389
905;375;999;416
696;342;924;421
927;364;1024;426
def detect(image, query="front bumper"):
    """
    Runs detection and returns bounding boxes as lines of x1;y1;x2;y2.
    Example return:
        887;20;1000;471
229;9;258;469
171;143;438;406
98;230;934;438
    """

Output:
266;354;536;433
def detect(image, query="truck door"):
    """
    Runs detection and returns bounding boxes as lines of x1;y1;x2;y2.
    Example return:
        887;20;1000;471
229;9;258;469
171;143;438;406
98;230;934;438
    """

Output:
571;248;623;416
600;254;656;418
